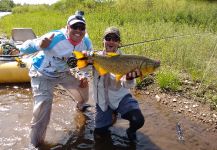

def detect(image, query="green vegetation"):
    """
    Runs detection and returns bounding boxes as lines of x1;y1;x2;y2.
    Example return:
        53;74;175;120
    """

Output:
156;69;181;91
0;0;15;11
0;0;217;106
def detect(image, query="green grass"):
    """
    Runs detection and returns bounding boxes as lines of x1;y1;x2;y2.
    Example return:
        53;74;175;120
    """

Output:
156;68;181;91
0;0;217;100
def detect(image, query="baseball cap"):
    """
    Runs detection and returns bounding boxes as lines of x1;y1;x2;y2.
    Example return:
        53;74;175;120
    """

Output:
67;15;85;26
104;27;120;38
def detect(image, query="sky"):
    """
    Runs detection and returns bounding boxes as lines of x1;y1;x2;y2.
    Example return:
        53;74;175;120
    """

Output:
13;0;60;5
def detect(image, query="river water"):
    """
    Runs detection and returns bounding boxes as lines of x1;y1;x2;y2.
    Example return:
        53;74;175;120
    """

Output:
0;82;217;150
0;12;11;19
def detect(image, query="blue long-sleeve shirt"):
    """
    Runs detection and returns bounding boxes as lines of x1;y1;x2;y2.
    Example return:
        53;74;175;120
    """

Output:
20;28;93;77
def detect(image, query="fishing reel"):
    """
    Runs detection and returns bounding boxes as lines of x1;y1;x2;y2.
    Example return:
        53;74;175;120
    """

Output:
67;56;77;68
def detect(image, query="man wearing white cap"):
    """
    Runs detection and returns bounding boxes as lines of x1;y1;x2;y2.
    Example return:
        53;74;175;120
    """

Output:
19;11;93;148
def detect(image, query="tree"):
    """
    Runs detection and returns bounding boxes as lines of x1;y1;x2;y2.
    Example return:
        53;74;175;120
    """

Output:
0;0;15;12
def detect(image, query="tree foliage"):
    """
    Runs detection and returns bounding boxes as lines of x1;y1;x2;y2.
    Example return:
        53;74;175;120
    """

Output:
0;0;15;11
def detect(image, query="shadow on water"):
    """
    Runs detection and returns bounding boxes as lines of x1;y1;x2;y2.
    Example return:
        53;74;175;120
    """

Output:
51;109;161;150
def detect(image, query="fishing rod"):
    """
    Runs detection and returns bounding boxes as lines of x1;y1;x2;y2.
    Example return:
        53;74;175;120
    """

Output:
119;33;210;48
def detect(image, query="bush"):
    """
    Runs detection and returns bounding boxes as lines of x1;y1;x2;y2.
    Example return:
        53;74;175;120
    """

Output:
0;0;15;11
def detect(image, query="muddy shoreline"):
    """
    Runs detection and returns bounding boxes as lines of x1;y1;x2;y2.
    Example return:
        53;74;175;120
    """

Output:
134;81;217;133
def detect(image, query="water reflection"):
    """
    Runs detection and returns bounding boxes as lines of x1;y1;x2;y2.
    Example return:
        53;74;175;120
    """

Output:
0;83;32;149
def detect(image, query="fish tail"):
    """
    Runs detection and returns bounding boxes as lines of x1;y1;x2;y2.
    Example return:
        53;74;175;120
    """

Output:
73;51;88;69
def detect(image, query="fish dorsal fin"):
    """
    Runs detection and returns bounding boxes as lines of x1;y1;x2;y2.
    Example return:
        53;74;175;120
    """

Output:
93;62;108;76
106;52;120;57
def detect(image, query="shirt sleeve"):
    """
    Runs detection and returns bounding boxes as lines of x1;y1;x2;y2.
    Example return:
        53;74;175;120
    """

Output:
19;38;41;55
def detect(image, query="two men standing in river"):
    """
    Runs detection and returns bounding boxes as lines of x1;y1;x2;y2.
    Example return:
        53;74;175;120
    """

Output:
19;11;146;148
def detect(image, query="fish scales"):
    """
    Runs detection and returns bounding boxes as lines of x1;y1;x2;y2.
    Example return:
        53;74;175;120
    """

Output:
93;54;144;75
73;51;160;81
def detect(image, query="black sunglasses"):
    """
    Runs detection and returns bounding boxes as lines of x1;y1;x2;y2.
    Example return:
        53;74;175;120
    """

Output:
104;34;120;42
70;23;86;31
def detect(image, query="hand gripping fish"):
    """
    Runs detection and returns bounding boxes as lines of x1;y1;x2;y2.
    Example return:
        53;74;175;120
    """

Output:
73;51;160;81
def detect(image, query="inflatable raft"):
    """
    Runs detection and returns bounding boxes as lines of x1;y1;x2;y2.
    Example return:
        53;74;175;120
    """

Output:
0;55;32;83
0;28;36;83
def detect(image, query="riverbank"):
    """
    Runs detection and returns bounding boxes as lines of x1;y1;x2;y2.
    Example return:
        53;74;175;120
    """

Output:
133;78;217;133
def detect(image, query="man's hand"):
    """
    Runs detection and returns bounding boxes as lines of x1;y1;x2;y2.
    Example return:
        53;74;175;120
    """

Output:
126;69;141;80
40;33;55;49
82;50;94;64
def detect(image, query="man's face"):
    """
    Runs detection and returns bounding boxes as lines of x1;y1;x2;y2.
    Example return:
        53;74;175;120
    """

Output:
68;22;86;42
104;33;120;53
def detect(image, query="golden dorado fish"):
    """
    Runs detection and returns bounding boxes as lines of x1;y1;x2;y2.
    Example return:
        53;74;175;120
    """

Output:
74;51;160;81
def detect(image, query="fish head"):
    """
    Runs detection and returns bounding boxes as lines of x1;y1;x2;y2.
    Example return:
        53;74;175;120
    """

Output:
140;58;160;76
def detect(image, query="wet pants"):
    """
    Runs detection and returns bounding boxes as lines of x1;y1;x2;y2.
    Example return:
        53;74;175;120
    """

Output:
29;71;89;147
94;94;145;135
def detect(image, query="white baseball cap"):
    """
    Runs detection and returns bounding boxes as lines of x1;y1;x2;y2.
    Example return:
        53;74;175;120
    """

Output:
67;15;86;26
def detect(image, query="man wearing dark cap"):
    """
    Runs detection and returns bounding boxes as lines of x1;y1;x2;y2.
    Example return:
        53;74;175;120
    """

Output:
92;26;145;143
19;11;93;148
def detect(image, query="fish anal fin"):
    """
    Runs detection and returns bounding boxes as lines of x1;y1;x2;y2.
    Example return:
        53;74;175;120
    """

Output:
115;74;123;81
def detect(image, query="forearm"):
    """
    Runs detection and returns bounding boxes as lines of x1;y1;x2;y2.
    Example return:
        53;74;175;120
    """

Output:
19;39;41;55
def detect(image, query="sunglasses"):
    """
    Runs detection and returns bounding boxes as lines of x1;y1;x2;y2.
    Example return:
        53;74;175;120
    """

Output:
70;23;86;31
104;35;120;42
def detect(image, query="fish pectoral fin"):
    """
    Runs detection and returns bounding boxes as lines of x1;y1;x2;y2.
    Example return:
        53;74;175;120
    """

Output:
73;51;89;69
115;74;123;81
140;74;144;80
73;51;85;59
93;62;108;76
